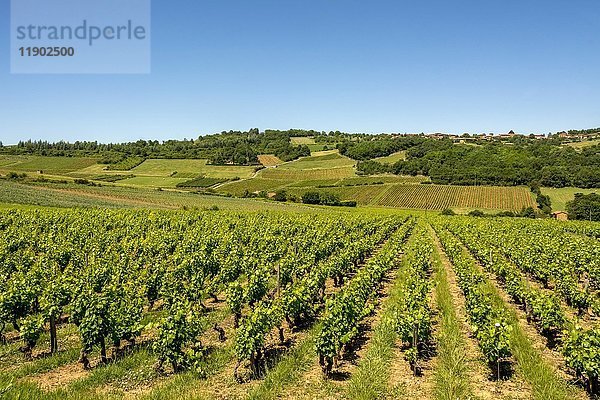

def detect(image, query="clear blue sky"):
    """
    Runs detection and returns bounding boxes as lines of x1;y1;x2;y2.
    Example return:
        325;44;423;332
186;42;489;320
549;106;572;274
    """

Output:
1;0;599;144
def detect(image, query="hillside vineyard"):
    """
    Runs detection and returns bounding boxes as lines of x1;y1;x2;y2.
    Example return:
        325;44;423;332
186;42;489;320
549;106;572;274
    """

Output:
1;209;600;399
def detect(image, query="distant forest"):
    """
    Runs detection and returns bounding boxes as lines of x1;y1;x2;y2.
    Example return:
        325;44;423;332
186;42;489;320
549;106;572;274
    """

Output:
344;137;600;188
1;129;312;166
2;128;599;188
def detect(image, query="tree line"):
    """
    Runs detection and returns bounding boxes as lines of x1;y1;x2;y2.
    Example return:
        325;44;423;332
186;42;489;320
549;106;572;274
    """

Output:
0;129;310;166
352;139;600;189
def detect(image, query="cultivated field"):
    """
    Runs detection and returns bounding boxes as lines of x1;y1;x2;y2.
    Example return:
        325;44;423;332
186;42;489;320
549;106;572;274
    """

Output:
216;178;290;197
283;184;535;211
290;136;316;145
131;159;257;179
373;151;406;164
0;155;98;174
274;152;355;170
562;139;600;150
0;154;583;214
116;176;190;188
256;152;356;181
0;208;598;400
257;155;283;167
258;167;355;181
373;184;536;211
338;175;428;185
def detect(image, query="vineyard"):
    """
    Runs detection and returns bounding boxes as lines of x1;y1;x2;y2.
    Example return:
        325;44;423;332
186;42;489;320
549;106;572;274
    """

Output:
257;167;356;181
0;208;599;400
256;155;284;167
280;184;536;211
373;184;536;211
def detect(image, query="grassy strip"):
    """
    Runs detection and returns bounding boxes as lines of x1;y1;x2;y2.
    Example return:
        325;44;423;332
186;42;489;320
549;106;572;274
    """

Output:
430;243;474;400
246;324;321;400
345;226;430;400
141;344;234;400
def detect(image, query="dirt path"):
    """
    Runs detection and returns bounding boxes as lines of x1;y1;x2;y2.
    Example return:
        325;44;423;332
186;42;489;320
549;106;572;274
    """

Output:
28;362;89;391
430;230;531;400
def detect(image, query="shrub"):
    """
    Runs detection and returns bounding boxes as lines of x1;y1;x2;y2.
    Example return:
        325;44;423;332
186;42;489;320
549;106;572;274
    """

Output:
518;207;537;219
273;191;287;202
468;210;485;217
7;172;27;180
495;211;516;217
302;191;321;205
319;192;341;206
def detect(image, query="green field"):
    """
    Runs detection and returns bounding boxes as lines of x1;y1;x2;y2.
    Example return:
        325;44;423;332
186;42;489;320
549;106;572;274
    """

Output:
282;175;427;188
373;151;406;164
217;178;290;196
542;187;600;211
290;136;316;145
259;166;355;180
338;175;428;185
131;159;256;179
275;151;354;170
117;176;190;188
0;155;99;174
67;163;127;177
287;179;343;188
65;159;257;188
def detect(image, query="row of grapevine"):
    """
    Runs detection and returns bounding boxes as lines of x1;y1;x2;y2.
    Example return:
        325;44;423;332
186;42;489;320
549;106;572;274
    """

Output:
442;217;600;393
315;221;415;374
442;218;600;313
373;185;535;211
149;214;404;373
432;224;512;379
0;209;398;372
557;220;600;239
444;221;567;338
383;223;434;375
233;218;411;377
